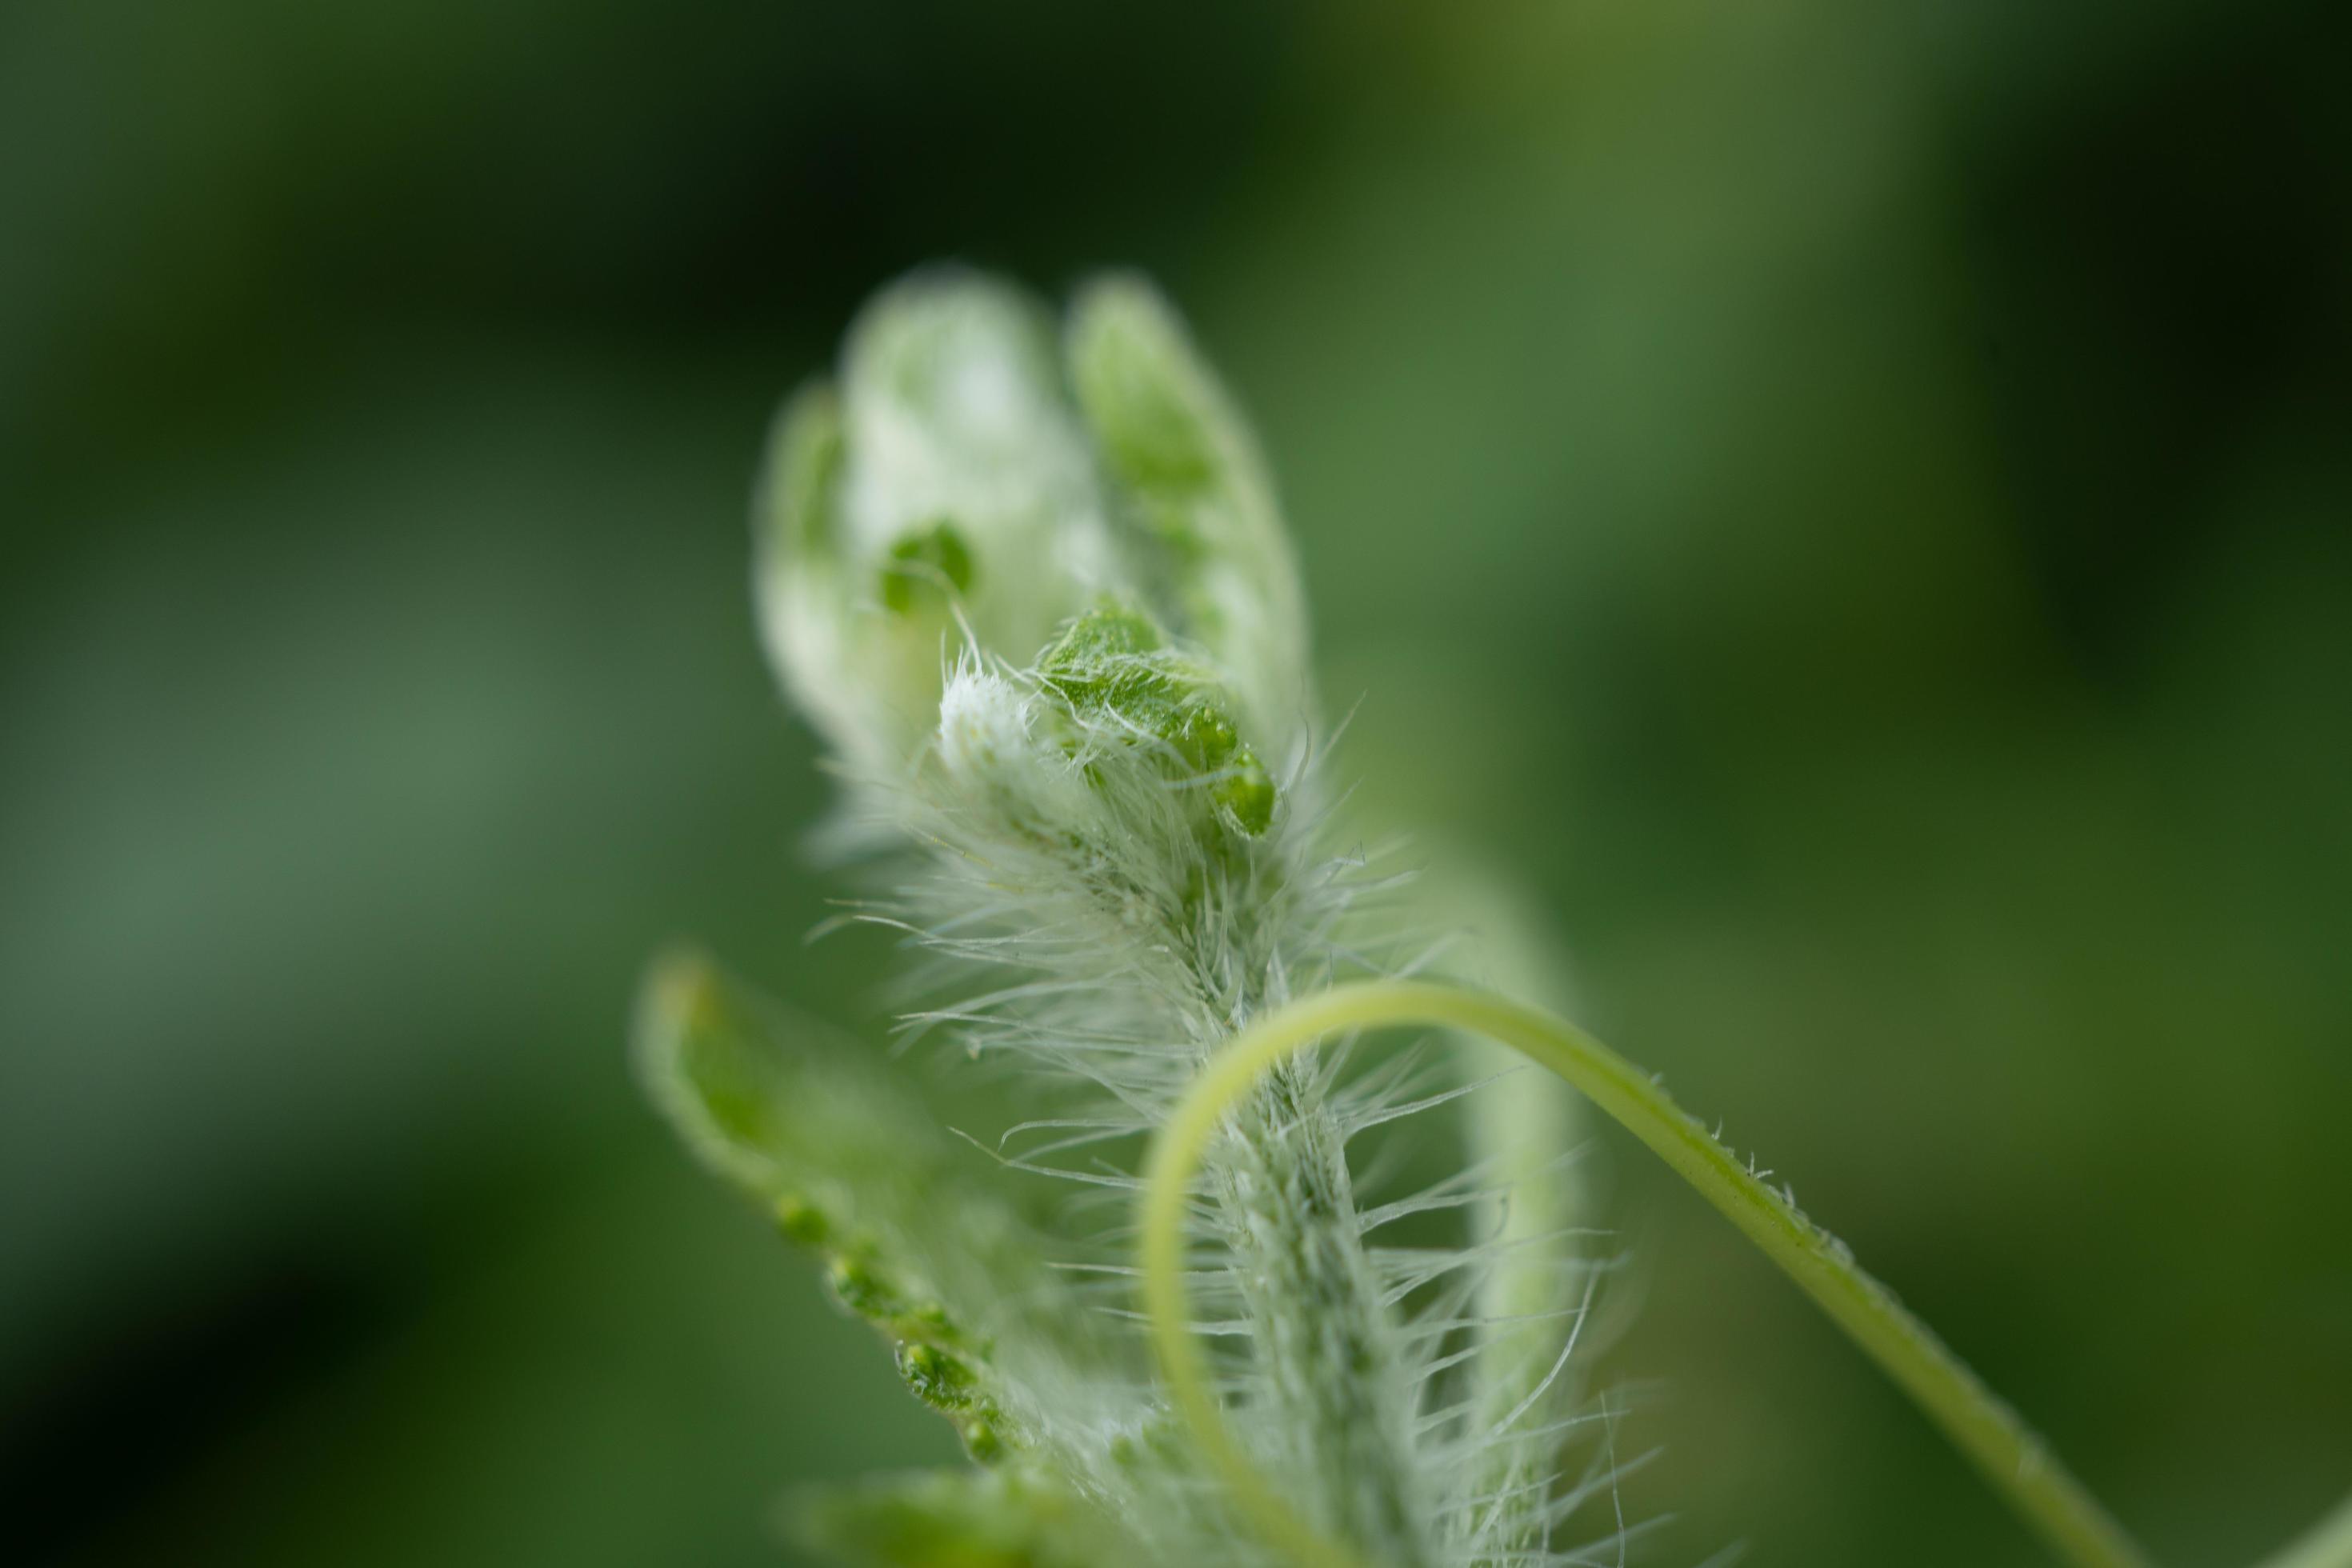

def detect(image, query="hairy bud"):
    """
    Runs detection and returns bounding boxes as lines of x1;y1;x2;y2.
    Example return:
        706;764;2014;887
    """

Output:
754;272;1121;775
1066;277;1312;754
671;267;1618;1568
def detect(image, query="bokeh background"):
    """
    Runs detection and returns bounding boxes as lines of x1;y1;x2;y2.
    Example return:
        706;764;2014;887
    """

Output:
5;1;2348;1564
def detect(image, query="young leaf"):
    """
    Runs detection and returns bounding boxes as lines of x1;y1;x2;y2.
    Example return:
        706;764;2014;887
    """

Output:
634;949;1128;1459
787;1467;1126;1568
1066;276;1312;752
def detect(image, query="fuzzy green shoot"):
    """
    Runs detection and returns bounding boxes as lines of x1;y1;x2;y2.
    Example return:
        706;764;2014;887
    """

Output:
641;264;2351;1568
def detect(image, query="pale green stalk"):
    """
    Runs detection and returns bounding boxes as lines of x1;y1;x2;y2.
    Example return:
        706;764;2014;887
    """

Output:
1142;978;2154;1568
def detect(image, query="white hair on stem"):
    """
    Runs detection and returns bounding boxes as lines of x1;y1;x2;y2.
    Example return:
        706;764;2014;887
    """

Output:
731;267;1635;1566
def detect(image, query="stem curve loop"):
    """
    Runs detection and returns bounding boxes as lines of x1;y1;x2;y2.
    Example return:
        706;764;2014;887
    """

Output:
1138;979;2150;1568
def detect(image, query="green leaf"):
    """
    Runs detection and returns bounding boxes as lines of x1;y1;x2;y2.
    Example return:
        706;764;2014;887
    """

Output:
1066;276;1310;750
634;950;1126;1456
1038;602;1276;836
788;1468;1126;1568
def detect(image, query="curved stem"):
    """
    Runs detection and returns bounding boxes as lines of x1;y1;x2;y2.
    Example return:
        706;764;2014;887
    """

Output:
1140;978;2152;1568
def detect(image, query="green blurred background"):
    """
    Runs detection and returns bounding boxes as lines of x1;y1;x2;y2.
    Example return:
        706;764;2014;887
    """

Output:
4;1;2347;1563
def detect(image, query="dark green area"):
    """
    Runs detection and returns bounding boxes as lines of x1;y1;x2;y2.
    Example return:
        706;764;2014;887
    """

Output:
879;523;974;615
2;2;2346;1566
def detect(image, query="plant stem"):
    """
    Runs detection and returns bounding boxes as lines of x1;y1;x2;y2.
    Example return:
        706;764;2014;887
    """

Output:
1140;978;2153;1568
1210;1052;1433;1562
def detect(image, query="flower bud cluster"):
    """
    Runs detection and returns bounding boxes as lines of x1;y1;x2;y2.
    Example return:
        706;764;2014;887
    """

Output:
755;270;1309;798
710;269;1612;1568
